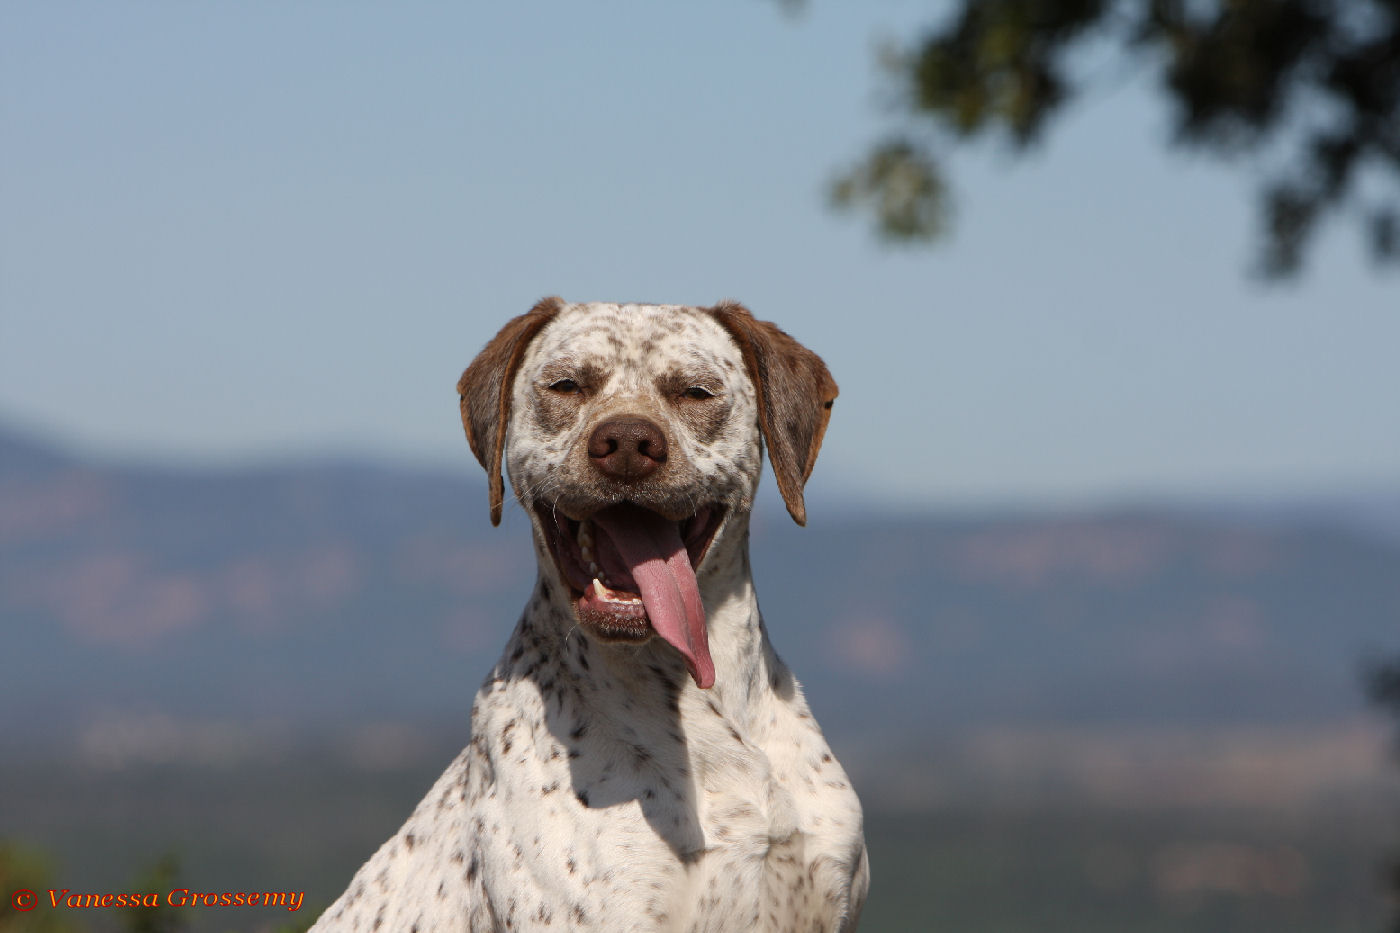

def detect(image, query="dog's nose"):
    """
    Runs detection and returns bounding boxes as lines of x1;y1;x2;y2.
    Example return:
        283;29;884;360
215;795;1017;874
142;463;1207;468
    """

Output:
587;417;668;482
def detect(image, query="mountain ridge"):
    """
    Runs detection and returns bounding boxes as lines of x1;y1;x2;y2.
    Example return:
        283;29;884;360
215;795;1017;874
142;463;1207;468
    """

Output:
4;421;1398;750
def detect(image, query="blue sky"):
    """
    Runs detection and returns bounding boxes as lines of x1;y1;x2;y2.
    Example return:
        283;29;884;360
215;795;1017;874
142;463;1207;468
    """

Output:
3;1;1396;509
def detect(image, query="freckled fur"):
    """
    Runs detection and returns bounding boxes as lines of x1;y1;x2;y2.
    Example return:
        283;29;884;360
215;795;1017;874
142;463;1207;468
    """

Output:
312;301;867;933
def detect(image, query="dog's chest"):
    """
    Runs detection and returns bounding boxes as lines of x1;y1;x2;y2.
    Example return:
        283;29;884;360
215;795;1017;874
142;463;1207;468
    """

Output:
464;674;863;933
683;700;864;933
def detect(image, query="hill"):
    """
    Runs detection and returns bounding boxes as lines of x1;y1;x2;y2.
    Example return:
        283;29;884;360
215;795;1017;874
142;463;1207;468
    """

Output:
4;423;1397;749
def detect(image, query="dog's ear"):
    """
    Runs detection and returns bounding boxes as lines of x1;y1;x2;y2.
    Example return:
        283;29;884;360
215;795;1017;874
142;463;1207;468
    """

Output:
706;301;838;526
457;297;564;525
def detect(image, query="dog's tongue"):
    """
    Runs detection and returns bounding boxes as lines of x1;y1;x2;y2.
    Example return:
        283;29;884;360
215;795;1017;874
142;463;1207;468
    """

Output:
592;505;714;689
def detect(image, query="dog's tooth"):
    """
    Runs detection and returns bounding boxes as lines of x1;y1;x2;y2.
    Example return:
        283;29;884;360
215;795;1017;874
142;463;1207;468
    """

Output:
577;520;593;548
580;545;593;563
592;576;606;595
589;561;599;575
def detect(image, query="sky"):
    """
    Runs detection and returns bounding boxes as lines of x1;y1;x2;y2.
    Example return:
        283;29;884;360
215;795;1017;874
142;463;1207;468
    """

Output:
2;1;1397;511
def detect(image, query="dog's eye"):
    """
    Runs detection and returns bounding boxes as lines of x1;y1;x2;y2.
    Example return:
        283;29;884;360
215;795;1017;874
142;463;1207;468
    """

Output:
549;378;581;394
681;386;715;400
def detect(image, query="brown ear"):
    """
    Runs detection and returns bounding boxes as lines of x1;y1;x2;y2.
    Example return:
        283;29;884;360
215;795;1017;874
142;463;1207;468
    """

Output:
457;297;564;525
706;301;838;526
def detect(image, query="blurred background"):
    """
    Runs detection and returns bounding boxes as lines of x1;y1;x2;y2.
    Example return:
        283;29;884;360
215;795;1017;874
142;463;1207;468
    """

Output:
2;2;1398;931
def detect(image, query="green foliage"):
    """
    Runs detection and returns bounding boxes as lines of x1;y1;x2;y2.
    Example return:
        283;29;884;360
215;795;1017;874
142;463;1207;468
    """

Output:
830;139;949;241
830;0;1400;277
0;846;197;933
909;0;1107;144
0;842;84;933
119;854;187;933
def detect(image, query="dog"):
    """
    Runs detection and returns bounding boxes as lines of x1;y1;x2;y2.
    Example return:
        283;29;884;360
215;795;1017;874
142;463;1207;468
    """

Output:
311;299;868;932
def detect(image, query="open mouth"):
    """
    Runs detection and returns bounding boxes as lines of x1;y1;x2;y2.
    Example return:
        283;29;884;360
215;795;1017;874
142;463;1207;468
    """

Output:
537;501;725;689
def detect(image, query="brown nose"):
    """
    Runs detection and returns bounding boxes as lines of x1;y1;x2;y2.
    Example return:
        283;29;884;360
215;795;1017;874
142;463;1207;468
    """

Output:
587;417;668;481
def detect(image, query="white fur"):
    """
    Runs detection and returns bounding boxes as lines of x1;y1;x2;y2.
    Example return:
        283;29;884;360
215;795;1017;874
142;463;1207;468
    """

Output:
312;302;867;933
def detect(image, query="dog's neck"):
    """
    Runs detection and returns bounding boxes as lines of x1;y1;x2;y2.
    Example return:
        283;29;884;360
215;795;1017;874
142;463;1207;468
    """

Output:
514;508;772;730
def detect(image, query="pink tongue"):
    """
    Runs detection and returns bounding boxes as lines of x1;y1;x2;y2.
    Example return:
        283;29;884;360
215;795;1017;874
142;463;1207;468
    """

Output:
592;505;714;689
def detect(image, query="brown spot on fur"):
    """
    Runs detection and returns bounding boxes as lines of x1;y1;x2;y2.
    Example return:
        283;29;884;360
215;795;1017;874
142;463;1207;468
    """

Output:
530;359;610;434
655;371;731;444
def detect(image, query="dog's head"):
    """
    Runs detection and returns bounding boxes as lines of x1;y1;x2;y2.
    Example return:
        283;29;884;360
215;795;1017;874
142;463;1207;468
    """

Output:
457;299;837;688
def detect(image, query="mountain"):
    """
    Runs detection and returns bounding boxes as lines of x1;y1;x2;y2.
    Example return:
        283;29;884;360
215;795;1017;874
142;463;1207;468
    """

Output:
3;423;1398;753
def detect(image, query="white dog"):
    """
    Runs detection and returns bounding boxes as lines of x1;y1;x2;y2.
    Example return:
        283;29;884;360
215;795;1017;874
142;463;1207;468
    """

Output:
312;299;867;932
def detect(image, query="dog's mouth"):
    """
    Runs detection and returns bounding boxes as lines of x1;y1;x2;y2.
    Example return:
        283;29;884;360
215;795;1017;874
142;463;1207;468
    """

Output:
538;501;725;689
